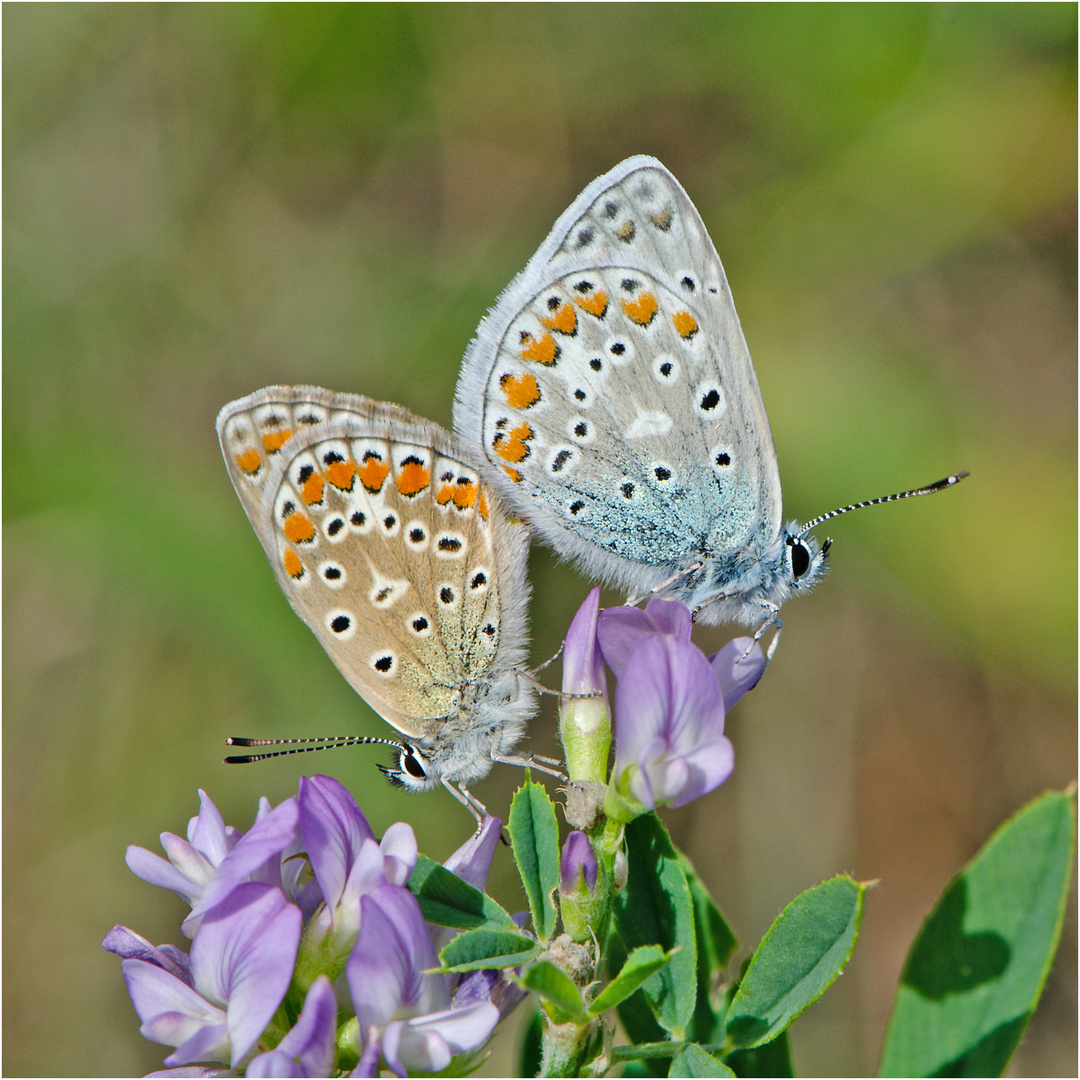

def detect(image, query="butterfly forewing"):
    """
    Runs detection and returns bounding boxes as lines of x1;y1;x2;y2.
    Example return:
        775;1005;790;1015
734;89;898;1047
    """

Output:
456;156;783;598
217;388;525;742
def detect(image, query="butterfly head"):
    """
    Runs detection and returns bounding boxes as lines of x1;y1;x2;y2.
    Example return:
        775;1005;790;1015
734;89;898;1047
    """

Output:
378;742;443;793
783;528;831;592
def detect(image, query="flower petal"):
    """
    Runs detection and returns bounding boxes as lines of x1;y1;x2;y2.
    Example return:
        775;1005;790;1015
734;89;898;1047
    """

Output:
187;790;233;865
189;882;301;1067
123;959;230;1065
348;885;447;1030
379;822;418;887
710;638;765;710
662;636;725;746
442;815;501;891
598;600;692;677
560;831;598;893
165;1021;232;1070
385;1003;500;1076
104;926;190;982
298;775;375;911
350;1028;381;1078
183;800;300;935
666;736;735;809
126;843;209;907
246;975;337;1078
562;588;607;698
245;1050;302;1077
642;598;694;639
612;636;676;762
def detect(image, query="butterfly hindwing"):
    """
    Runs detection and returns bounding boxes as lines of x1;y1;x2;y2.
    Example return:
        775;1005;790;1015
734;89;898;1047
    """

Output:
217;387;531;742
455;156;783;601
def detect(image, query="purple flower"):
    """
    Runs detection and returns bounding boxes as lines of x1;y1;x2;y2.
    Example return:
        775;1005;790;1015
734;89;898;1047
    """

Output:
563;587;608;700
606;634;736;818
117;882;301;1069
560;588;613;786
560;831;598;894
597;598;693;678
347;884;499;1077
441;813;501;891
125;790;302;938
599;599;765;711
710;637;765;708
246;976;337;1078
299;775;417;958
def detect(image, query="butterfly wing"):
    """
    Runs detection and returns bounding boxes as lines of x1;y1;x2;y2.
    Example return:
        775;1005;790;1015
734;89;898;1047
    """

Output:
217;387;531;742
454;156;783;602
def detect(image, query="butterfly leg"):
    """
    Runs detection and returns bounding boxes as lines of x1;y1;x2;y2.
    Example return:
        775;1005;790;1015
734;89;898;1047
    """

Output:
627;562;704;608
494;752;567;780
747;603;782;663
442;778;486;825
531;641;565;674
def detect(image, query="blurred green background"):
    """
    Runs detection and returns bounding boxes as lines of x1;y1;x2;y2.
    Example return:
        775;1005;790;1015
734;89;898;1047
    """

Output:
4;5;1075;1076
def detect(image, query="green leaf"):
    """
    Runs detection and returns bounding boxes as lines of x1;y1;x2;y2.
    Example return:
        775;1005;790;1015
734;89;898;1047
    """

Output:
518;959;588;1022
613;813;698;1038
518;1007;543;1079
723;1031;794;1077
683;853;738;1045
590;944;673;1016
407;854;517;930
608;930;672;1077
726;875;865;1048
437;927;540;973
669;1044;736;1078
509;778;562;941
879;789;1076;1077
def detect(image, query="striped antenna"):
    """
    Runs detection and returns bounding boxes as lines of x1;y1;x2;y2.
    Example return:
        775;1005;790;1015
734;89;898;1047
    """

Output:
224;735;404;765
798;472;968;538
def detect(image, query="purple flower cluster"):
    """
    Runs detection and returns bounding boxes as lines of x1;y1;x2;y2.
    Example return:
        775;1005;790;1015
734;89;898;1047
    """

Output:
564;588;765;819
105;778;514;1077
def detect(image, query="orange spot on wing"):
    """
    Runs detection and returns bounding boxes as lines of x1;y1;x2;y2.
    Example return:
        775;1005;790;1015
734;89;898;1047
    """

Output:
541;302;576;335
325;459;357;491
503;466;522;483
235;449;262;475
672;311;699;338
283;512;316;544
301;472;324;505
396;461;430;496
436;484;455;506
500;372;541;410
357;456;389;493
520;332;558;364
453;480;477;509
477;490;490;519
622;292;658;326
263;428;293;453
492;422;533;464
283;549;304;579
575;290;608;317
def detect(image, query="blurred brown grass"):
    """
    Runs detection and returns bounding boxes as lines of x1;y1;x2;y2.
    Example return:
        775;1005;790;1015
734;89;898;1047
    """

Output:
4;5;1075;1076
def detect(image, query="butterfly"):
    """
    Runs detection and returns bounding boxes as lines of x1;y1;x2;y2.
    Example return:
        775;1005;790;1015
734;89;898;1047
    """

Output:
454;156;966;655
216;386;551;814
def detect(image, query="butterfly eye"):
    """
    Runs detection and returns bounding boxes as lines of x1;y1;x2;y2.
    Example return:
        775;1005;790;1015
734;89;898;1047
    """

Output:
787;537;812;579
401;747;428;781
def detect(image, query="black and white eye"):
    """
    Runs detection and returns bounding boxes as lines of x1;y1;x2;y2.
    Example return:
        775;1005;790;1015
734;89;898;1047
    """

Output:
787;538;812;579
